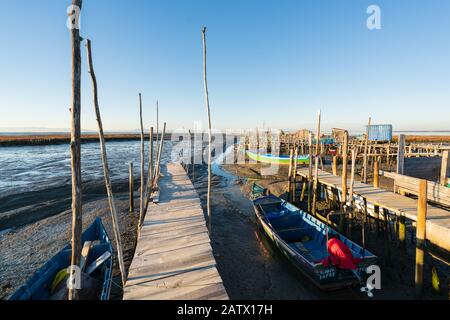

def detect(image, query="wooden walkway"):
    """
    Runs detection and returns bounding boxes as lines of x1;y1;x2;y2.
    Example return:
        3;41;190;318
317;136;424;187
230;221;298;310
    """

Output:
123;163;228;300
297;168;450;252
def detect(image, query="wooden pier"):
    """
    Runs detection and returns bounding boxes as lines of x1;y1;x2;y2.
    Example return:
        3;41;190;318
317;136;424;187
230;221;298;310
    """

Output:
297;168;450;252
123;163;228;300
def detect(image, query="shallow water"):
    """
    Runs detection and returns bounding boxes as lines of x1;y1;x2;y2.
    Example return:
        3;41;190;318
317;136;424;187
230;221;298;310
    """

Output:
0;141;173;229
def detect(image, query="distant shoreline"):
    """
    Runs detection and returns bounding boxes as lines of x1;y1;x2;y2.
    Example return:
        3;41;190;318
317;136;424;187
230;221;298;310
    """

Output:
1;132;450;147
0;133;173;147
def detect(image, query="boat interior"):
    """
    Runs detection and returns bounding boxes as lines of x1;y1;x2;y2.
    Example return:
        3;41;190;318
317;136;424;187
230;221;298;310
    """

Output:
255;196;372;264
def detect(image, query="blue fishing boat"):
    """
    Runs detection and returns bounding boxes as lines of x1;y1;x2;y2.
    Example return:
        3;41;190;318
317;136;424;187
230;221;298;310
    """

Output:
9;217;113;300
253;194;378;291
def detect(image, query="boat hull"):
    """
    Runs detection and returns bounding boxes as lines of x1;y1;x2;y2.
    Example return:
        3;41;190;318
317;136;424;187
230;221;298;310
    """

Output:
9;217;113;300
247;151;310;165
253;196;378;291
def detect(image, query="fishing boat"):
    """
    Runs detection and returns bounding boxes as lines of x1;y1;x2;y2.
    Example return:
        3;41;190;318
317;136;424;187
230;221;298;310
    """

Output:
9;217;113;300
247;151;310;165
253;193;378;291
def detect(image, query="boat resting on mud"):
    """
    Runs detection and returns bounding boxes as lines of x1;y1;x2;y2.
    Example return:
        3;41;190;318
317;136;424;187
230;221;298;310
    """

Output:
9;217;113;300
246;151;310;165
253;194;378;291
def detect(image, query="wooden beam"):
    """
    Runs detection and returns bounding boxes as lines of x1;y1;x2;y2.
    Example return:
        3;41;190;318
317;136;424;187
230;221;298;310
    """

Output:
415;179;428;298
440;150;449;186
332;156;337;176
363;117;371;183
68;0;83;301
308;133;313;212
86;39;126;286
312;110;321;215
138;93;145;229
340;131;348;233
129;162;134;212
397;134;406;175
373;158;379;188
202;27;213;233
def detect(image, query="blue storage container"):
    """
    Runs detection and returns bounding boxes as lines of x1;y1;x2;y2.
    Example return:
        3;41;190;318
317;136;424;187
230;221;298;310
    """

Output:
367;124;392;141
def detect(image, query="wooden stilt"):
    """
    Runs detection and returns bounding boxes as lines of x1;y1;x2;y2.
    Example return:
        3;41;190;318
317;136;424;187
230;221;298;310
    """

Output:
86;39;126;286
129;162;134;213
138;93;145;228
312;111;321;214
68;0;83;301
292;147;299;202
308;133;313;212
415;180;428;298
332;156;338;176
339;131;348;233
374;158;379;188
363;117;371;183
201;27;213;233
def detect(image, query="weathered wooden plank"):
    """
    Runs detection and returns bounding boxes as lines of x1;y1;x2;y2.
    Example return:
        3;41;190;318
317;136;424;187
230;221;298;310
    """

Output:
124;163;228;300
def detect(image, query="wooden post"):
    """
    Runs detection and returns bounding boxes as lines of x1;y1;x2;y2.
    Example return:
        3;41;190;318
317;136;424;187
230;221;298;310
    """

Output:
292;147;299;202
143;127;154;213
153;122;167;189
397;134;406;175
312;111;321;214
138;93;145;228
373;158;379;188
398;213;406;248
308;133;313;212
86;39;126;286
440;151;449;186
332;156;338;176
363;117;371;183
340;131;348;233
68;0;83;301
349;149;356;205
155;100;159;168
386;143;391;170
202;27;213;233
129;162;134;212
287;148;294;201
415;179;428;298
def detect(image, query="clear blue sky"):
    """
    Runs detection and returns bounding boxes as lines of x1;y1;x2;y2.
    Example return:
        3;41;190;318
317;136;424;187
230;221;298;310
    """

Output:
0;0;449;133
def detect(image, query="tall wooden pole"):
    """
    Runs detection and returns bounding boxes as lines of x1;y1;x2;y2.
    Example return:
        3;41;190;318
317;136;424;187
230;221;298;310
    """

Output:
129;163;134;212
86;39;126;286
440;151;449;186
340;131;348;233
363;117;371;183
202;27;213;233
312;110;321;214
144;127;153;214
138;93;145;229
153;122;167;191
287;148;294;201
397;134;406;175
308;133;313;212
292;147;299;203
373;158;380;188
415;179;428;298
68;0;83;301
155;100;159;169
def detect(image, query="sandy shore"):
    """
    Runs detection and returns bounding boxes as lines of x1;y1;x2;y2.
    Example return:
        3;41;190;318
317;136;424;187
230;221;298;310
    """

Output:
0;193;139;300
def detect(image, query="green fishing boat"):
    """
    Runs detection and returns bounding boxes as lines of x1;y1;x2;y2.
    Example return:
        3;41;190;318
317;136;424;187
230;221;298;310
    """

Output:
247;151;310;165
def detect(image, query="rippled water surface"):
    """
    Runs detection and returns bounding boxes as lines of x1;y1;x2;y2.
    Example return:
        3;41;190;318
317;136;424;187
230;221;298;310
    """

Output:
0;141;173;198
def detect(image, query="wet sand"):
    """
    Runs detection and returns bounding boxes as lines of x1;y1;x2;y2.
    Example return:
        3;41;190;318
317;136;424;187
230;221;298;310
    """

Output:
1;157;448;300
0;191;139;300
218;161;449;299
